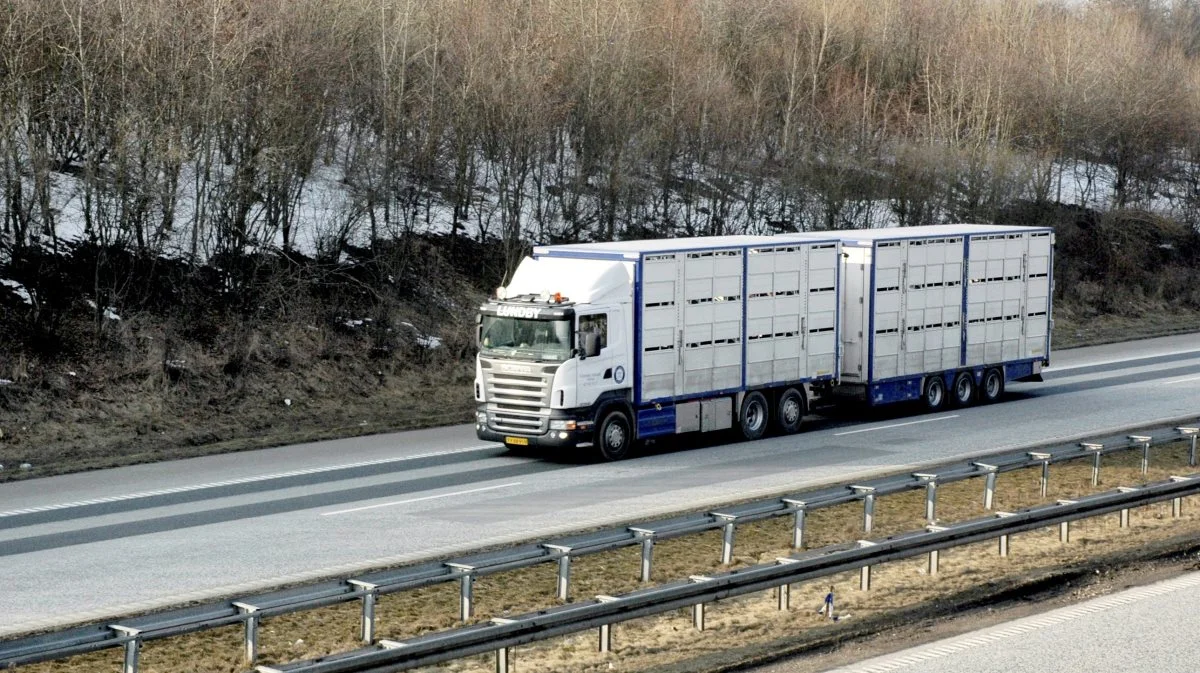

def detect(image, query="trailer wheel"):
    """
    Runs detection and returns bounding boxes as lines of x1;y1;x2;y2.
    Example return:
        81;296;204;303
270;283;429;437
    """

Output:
739;391;769;441
980;368;1004;403
595;409;633;461
923;375;947;412
775;388;806;435
952;372;975;407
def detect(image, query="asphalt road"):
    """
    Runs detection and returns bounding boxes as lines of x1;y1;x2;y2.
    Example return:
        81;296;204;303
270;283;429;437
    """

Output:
0;333;1198;635
813;571;1200;673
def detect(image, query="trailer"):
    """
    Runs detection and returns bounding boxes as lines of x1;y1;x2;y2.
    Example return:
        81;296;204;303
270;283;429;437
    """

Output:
473;224;1053;460
778;224;1053;409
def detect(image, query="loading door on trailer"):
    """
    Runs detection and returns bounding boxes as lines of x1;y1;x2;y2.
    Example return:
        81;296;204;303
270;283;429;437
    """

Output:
966;232;1046;366
744;242;839;387
638;247;745;401
1025;231;1052;360
871;236;965;380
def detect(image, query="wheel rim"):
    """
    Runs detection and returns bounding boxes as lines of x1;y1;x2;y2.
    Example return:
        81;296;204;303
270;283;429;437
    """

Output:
927;381;943;407
781;397;801;425
956;377;972;402
746;399;766;433
605;422;626;450
986;373;1001;398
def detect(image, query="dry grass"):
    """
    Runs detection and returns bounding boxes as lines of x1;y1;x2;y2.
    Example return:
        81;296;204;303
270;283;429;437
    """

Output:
23;442;1200;673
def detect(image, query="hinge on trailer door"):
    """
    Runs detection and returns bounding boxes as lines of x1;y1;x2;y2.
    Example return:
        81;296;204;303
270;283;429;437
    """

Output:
801;317;807;350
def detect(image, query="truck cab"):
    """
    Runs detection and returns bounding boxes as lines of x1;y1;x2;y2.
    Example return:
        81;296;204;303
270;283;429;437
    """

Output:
475;256;636;458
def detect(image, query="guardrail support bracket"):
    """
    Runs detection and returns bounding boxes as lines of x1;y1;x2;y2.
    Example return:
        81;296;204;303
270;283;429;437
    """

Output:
110;626;141;673
348;580;379;643
631;529;655;582
447;563;476;621
712;513;738;565
232;602;260;663
915;474;938;522
544;544;572;600
783;499;807;550
1179;428;1199;467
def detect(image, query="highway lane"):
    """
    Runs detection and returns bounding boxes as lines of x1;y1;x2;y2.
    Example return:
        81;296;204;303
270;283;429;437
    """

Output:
812;571;1200;673
0;333;1197;635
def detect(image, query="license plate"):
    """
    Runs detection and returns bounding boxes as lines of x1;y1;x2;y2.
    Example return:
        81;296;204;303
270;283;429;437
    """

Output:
505;436;529;446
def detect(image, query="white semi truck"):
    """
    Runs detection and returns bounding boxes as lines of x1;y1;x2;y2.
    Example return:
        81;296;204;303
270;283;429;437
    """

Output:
474;224;1053;460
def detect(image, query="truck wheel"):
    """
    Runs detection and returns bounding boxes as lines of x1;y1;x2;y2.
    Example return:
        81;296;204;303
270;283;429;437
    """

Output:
739;391;769;441
595;410;632;461
952;372;975;407
923;376;947;412
775;388;805;435
981;368;1005;403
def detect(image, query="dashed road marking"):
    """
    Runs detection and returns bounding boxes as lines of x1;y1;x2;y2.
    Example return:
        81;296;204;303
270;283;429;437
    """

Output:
833;415;959;437
320;482;522;516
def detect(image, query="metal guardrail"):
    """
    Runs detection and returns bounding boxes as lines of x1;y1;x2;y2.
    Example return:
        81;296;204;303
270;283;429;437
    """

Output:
257;470;1200;673
1;421;1197;671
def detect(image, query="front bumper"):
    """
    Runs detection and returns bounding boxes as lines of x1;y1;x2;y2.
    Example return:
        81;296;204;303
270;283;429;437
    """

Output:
475;406;594;449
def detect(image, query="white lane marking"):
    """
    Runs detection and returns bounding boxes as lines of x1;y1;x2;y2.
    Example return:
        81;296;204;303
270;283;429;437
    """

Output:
1164;374;1200;385
0;444;502;518
829;571;1200;672
319;482;521;516
833;415;959;437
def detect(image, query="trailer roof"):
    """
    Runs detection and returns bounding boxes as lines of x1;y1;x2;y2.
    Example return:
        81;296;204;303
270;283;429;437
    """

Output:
535;235;785;258
780;224;1051;245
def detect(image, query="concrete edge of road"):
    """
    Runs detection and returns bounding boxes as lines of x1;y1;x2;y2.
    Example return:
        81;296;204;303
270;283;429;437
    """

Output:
4;411;1199;639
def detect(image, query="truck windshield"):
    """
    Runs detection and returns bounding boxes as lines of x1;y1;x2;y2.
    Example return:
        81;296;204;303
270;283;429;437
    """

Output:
480;315;573;362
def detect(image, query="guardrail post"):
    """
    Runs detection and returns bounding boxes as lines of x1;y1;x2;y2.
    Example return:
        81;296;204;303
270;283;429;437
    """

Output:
775;558;799;610
1171;477;1187;517
446;563;475;621
974;463;998;510
490;619;516;673
712;513;738;565
995;512;1015;557
925;526;946;576
857;541;876;590
595;596;618;652
783;498;807;549
232;602;260;663
1179;428;1199;466
1130;435;1152;475
543;544;572;600
347;580;378;644
1117;487;1138;528
914;473;937;522
1029;452;1051;498
851;486;876;533
630;528;655;582
110;626;140;673
690;576;712;630
1081;443;1103;487
1056;501;1077;542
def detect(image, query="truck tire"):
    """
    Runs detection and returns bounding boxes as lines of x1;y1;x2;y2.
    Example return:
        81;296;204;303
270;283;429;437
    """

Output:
923;375;947;412
595;409;633;461
952;371;975;407
775;388;805;435
981;368;1004;403
739;391;769;441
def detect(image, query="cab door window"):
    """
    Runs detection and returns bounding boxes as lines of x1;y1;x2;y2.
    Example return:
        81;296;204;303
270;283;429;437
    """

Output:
578;314;608;356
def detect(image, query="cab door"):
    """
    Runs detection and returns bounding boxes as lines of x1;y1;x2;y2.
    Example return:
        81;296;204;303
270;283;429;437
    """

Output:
575;309;623;407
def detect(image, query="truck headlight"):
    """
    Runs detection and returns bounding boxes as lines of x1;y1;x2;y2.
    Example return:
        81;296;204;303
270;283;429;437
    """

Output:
476;411;488;424
549;420;577;431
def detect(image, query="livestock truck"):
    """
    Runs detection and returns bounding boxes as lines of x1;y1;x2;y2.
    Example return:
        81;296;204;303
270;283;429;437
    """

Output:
474;224;1053;460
